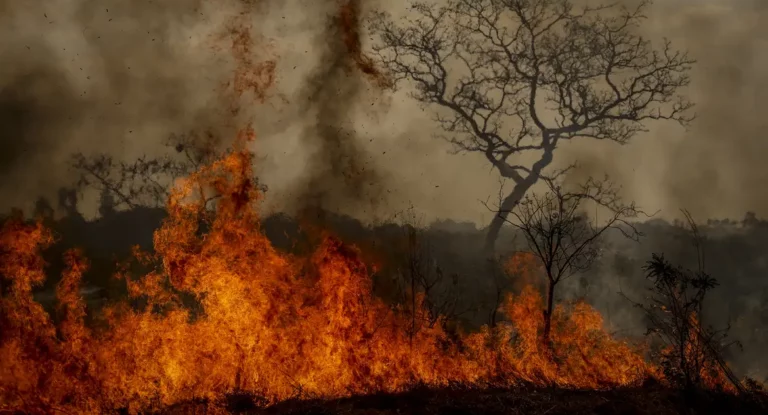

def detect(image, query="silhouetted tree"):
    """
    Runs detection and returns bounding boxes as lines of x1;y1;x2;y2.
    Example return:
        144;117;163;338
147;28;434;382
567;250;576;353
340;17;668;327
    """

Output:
58;188;80;218
71;131;267;211
370;0;694;254
498;176;641;344
33;197;54;221
743;211;759;228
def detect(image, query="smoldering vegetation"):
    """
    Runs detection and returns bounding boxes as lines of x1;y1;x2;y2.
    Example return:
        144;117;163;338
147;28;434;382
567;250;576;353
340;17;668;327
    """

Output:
9;195;768;382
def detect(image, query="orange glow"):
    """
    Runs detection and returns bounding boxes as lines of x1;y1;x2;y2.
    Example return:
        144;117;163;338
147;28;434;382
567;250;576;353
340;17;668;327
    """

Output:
504;251;544;292
0;132;739;414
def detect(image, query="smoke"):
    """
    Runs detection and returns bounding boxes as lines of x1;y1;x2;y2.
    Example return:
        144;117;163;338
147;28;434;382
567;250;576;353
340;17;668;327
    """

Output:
2;0;767;224
551;0;768;222
348;0;768;379
278;0;390;219
540;0;768;381
330;0;768;226
0;0;268;217
656;0;768;220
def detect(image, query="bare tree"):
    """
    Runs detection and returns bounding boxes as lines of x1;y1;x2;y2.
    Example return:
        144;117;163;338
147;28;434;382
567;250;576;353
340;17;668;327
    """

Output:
370;0;694;254
497;176;641;344
70;131;266;211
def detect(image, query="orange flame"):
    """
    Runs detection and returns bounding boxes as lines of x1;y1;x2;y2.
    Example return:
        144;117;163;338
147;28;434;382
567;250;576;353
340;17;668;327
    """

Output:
0;132;735;414
504;251;545;292
655;313;740;393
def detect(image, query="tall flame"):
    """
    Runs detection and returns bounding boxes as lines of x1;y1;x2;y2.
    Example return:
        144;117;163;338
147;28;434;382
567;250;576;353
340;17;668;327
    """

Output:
0;130;730;414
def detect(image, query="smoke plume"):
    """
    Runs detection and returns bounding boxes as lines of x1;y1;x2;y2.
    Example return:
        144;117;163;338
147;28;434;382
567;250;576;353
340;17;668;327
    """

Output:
0;0;242;214
1;0;767;224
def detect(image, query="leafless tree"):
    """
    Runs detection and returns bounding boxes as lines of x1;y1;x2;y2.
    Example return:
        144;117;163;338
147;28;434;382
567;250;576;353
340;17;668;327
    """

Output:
370;0;694;254
496;175;642;344
70;131;266;212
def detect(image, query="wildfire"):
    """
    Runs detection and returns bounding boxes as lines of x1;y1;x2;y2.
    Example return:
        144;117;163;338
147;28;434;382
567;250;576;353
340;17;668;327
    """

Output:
0;130;738;414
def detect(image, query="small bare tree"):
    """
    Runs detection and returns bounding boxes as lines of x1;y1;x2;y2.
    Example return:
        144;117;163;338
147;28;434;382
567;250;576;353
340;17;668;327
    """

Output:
370;0;694;254
496;176;641;344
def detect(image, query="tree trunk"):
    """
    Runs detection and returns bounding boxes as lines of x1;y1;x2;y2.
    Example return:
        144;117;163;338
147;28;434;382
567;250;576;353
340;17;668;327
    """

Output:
483;143;554;256
482;178;537;256
543;280;555;346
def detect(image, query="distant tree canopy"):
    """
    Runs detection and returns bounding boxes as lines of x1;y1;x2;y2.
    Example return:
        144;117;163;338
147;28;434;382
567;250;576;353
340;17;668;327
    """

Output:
370;0;694;254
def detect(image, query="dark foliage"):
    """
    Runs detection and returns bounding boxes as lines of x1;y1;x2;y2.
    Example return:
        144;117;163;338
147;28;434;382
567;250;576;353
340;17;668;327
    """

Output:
631;211;743;392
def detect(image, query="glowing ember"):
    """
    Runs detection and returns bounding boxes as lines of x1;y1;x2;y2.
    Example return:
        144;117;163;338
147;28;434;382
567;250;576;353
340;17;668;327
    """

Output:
0;131;737;414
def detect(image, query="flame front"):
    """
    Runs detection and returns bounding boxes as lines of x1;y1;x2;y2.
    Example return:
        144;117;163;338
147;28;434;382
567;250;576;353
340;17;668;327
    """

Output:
1;136;668;414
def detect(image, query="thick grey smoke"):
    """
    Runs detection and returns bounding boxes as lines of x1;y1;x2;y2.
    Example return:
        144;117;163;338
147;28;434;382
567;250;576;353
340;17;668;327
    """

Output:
543;0;768;223
2;0;766;224
0;0;261;217
655;0;768;220
271;0;390;220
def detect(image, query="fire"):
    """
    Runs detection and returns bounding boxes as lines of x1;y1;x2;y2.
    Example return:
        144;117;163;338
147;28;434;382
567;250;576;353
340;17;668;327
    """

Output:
0;130;735;414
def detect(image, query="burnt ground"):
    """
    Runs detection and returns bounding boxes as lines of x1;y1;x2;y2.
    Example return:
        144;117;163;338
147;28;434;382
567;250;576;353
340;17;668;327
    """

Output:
159;384;768;415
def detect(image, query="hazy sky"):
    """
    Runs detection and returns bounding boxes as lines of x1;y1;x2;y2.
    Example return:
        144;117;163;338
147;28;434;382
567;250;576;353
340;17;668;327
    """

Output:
1;0;766;226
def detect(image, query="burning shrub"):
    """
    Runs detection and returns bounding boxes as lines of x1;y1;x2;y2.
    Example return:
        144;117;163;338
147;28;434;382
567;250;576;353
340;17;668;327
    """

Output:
633;211;745;393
